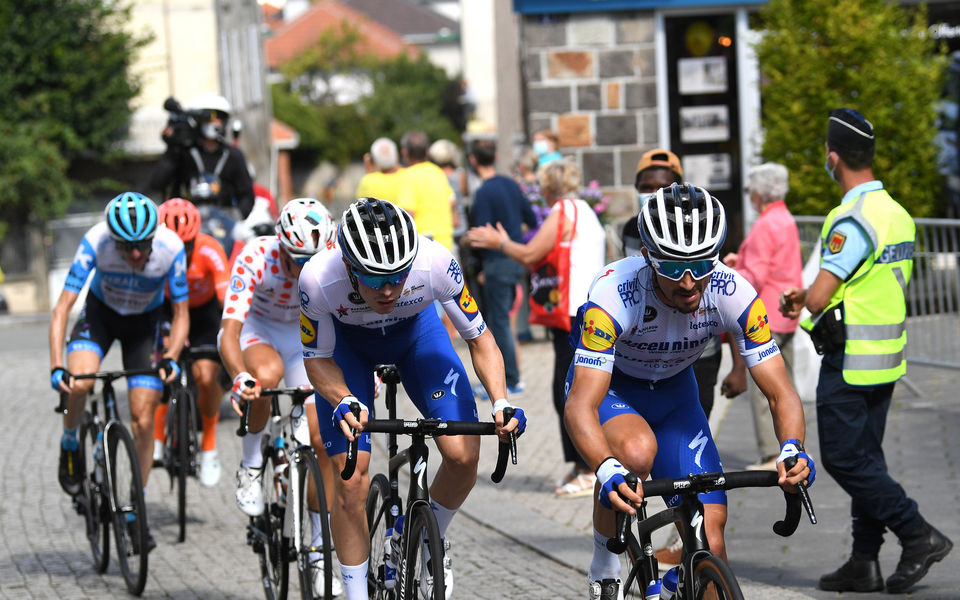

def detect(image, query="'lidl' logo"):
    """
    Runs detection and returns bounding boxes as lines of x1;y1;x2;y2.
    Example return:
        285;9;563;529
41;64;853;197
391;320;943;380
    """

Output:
581;306;617;351
741;297;771;346
459;285;477;314
300;313;318;348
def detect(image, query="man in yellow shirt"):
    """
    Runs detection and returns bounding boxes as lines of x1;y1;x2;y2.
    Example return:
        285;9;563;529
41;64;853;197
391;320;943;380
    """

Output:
396;131;455;250
356;138;404;203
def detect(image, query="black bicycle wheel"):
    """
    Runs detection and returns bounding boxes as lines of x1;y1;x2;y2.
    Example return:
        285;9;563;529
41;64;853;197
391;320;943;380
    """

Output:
365;473;393;599
691;554;744;600
79;416;110;573
293;449;333;600
106;424;149;595
256;449;291;600
400;502;444;600
171;387;190;542
620;534;648;598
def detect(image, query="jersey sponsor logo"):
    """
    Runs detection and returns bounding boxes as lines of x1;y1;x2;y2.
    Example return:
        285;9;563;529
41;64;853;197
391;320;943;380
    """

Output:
618;279;641;307
458;285;478;314
394;296;424;308
828;230;847;254
757;345;780;360
878;241;914;263
709;271;737;296
75;248;94;271
575;354;607;367
689;320;719;330
581;306;617;352
739;296;772;347
300;290;310;308
620;336;710;353
336;304;350;317
300;313;318;348
230;275;245;293
447;259;463;284
611;402;629;410
348;291;364;304
477;321;486;334
431;389;445;400
643;306;657;323
403;284;425;296
597;269;615;279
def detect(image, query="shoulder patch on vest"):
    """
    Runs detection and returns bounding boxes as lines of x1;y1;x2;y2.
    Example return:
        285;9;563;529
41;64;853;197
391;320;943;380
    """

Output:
828;230;847;254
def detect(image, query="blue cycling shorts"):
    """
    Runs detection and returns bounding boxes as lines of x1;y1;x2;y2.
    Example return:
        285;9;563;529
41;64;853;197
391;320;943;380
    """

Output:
565;364;726;506
315;308;479;457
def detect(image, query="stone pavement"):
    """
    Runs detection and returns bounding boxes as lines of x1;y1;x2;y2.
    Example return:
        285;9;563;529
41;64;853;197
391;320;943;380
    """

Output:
2;315;958;599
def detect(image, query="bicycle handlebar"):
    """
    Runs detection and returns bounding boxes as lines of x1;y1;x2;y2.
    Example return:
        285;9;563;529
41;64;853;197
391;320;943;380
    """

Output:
339;406;518;483
54;367;162;414
235;385;315;436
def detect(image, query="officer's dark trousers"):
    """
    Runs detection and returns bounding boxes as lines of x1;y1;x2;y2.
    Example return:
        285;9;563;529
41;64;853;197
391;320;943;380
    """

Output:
816;352;924;556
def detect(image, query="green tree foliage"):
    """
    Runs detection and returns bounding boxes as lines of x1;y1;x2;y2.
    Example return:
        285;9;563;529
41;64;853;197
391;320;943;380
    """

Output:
754;0;945;217
0;0;148;238
271;20;459;166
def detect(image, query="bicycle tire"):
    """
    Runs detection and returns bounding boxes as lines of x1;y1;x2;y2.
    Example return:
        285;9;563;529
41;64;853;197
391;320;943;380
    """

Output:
106;424;149;595
400;502;444;600
79;416;110;573
365;473;393;600
257;449;291;600
690;554;744;600
171;386;190;542
293;449;334;600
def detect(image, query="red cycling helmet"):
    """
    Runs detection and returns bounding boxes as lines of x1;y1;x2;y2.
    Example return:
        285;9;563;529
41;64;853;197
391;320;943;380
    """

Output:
158;198;201;242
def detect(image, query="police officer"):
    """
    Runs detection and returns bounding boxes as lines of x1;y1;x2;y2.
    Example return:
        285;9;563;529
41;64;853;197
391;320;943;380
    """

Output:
781;108;952;594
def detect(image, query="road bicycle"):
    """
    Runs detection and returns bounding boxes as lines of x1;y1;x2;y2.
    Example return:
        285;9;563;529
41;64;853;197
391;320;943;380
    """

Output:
158;345;220;542
608;459;816;599
238;386;335;600
56;367;160;596
341;364;518;600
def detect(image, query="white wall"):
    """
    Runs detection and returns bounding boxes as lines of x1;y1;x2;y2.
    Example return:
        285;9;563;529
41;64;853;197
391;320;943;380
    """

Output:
460;0;497;129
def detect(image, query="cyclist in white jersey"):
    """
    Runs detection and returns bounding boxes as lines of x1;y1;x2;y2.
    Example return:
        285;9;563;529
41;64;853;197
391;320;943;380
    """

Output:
564;184;816;600
299;198;527;600
218;198;343;597
50;192;188;554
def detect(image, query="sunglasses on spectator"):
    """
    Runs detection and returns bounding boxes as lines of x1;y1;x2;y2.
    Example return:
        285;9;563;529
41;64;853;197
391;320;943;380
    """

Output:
647;255;718;281
115;239;153;253
350;266;411;290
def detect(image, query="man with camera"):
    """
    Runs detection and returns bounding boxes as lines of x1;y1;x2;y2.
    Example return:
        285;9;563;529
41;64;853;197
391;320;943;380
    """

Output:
149;92;255;220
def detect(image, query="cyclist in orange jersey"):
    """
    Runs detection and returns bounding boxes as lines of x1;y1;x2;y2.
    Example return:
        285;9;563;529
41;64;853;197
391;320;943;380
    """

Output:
154;198;230;486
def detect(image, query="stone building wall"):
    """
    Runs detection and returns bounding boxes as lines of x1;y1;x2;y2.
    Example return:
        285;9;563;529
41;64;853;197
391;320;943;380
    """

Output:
521;12;660;220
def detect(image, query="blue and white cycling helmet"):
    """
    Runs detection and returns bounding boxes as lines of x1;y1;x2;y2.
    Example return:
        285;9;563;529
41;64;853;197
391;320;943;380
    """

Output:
638;182;726;260
105;192;159;242
338;198;418;275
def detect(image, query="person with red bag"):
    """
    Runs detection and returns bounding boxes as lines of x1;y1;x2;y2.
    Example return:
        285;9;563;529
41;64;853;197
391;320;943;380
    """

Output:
465;157;605;496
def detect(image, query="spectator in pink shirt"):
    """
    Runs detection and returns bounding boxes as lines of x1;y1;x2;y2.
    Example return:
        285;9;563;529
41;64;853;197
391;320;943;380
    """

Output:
723;162;803;470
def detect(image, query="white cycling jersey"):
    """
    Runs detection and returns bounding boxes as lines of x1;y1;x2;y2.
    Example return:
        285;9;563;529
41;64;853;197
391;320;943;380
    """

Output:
573;256;780;381
222;236;303;323
64;222;188;315
299;236;485;358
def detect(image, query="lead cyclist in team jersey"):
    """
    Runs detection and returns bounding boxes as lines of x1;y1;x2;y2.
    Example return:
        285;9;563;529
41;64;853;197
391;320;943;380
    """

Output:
299;198;527;600
564;183;816;600
49;192;188;553
219;197;343;597
153;198;230;486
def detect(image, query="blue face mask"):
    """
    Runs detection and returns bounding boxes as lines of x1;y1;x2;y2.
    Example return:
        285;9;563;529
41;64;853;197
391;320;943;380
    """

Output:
636;191;656;208
824;155;839;184
533;140;550;157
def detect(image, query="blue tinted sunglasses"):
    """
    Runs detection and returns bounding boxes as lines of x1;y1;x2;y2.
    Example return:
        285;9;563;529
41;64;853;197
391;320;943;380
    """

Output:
648;255;717;281
351;266;411;290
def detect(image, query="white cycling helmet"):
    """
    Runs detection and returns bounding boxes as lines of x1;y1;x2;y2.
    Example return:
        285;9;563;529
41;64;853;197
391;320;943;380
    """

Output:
187;92;232;115
338;198;418;275
276;198;337;257
638;183;726;260
187;92;231;140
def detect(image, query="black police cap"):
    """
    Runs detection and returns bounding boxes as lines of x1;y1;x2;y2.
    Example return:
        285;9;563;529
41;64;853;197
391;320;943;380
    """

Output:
827;108;875;152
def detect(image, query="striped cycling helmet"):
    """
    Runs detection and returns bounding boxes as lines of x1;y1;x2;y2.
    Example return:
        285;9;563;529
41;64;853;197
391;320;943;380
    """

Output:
337;198;418;275
105;192;159;242
638;183;726;260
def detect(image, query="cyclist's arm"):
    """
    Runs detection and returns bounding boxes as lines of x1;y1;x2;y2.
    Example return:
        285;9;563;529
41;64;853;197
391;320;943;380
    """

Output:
563;365;614;470
303;356;366;437
218;317;245;380
165;299;189;362
49;289;80;370
464;328;507;405
748;355;809;486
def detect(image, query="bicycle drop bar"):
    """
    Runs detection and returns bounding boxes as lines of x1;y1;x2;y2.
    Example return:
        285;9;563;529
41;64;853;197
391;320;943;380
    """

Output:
54;367;161;413
607;472;639;554
234;385;315;436
339;407;518;483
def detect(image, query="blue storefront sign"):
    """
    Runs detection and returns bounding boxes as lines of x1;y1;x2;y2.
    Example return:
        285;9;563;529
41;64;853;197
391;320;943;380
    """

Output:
514;0;765;15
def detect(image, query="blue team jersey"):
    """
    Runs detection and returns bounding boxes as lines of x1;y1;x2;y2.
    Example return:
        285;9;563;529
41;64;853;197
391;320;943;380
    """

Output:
64;222;188;315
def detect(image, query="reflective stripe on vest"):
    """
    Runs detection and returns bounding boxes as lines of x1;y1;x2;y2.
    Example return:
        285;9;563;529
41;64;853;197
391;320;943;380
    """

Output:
813;188;915;386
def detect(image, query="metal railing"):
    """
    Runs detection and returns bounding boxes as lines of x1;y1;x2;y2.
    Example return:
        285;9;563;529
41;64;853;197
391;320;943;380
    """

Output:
795;216;960;369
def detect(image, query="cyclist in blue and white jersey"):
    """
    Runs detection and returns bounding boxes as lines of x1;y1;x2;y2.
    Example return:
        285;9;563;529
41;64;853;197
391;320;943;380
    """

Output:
564;183;816;600
299;198;527;600
49;192;188;552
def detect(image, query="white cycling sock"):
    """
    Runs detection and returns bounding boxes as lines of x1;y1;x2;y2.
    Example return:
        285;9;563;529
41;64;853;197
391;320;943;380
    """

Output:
589;529;621;582
340;560;369;600
240;432;263;469
430;500;457;539
308;510;323;562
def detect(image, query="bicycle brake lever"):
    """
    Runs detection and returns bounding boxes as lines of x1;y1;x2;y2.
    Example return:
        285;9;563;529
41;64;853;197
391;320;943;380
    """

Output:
341;403;361;481
606;473;638;554
783;455;817;525
502;407;518;465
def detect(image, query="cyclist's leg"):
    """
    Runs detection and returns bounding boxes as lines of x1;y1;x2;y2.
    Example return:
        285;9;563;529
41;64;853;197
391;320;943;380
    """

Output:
63;300;112;427
191;300;226;453
119;309;167;485
649;367;728;561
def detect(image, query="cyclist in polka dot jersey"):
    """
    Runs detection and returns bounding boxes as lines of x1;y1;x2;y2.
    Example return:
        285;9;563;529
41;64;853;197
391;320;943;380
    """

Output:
217;198;344;595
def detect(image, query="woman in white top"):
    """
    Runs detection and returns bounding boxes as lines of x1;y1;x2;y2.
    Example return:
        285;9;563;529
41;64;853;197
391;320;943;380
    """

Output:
464;157;605;497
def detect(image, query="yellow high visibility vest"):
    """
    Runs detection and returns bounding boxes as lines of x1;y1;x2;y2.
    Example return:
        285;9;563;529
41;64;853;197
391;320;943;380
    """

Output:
801;188;915;385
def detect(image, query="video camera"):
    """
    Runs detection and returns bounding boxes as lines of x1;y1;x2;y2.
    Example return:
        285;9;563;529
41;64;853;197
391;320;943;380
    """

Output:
162;96;204;149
